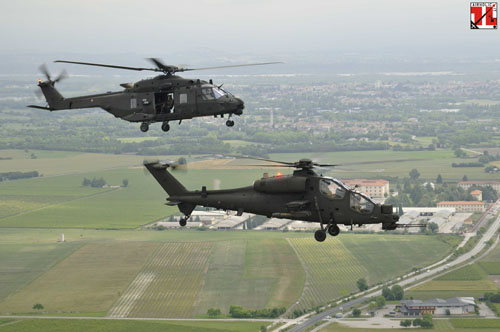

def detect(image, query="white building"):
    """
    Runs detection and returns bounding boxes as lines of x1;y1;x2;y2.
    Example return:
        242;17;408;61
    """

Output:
342;179;390;198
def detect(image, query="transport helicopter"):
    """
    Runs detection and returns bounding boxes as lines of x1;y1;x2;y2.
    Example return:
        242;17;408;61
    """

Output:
144;157;401;242
28;59;281;132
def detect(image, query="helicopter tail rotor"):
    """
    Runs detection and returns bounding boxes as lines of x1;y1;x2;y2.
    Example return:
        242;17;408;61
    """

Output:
38;64;68;85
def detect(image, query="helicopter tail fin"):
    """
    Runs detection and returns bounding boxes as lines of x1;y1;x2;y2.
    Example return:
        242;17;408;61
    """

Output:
28;82;66;111
144;161;188;196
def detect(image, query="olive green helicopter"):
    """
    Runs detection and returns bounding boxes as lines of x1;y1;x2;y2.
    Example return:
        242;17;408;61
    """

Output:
144;157;402;242
29;59;281;132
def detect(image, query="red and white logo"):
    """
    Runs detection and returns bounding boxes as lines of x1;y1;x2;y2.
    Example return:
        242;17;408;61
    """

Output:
471;2;497;29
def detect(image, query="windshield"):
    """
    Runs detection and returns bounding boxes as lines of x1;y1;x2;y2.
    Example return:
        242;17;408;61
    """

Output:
212;87;226;99
350;191;375;214
319;179;346;200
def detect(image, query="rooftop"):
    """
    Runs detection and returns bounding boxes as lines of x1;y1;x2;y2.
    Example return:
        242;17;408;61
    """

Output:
343;179;389;186
437;201;485;205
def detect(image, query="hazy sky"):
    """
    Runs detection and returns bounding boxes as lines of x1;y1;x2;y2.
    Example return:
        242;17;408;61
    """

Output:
1;0;499;62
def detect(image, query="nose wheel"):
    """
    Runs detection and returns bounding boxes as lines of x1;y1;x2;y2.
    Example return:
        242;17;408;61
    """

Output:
161;122;170;132
140;122;149;132
226;120;235;127
179;215;190;227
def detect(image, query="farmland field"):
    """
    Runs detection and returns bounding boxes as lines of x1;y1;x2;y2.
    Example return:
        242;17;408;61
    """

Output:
436;263;488;281
0;319;267;332
0;242;81;301
0;229;456;317
406;280;498;299
109;242;213;318
340;235;453;284
0;241;158;314
479;262;500;275
289;238;368;310
196;238;305;315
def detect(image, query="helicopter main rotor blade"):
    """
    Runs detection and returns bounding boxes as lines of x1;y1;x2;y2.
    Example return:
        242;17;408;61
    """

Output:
226;154;295;166
180;62;283;72
54;60;162;73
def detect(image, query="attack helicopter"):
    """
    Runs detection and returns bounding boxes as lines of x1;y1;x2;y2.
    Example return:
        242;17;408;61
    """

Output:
28;59;281;132
144;157;401;242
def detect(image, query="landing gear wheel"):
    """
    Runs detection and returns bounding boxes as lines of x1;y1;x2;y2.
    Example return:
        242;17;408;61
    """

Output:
314;230;327;242
179;218;187;227
161;122;170;132
225;120;235;127
140;122;149;132
328;224;340;237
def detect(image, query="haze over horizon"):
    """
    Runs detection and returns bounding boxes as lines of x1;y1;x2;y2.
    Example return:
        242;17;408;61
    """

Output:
1;0;499;73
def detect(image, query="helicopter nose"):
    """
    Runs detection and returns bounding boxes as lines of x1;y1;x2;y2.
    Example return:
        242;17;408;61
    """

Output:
236;98;244;110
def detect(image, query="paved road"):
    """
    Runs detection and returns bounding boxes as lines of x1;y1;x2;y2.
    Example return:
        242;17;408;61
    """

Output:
287;199;500;332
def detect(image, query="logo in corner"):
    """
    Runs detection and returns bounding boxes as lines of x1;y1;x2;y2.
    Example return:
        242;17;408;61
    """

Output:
471;2;497;29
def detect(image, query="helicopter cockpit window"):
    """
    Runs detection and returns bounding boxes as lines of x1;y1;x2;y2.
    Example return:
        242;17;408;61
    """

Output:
319;179;346;200
212;87;225;99
201;87;215;100
350;192;375;214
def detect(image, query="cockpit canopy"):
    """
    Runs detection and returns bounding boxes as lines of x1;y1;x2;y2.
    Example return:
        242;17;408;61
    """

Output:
319;177;376;214
201;85;228;100
319;178;348;199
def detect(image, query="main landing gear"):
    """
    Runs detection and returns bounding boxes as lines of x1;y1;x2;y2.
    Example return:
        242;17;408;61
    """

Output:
314;221;340;242
161;122;170;132
140;122;149;132
225;119;235;127
179;215;190;227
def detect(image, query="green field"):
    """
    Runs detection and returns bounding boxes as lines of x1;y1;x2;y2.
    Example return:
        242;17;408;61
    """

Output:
0;242;158;314
290;235;453;310
478;262;500;275
110;242;213;318
436;264;488;281
270;150;499;181
0;229;455;317
0;319;268;332
407;280;498;299
0;242;81;301
450;318;500;328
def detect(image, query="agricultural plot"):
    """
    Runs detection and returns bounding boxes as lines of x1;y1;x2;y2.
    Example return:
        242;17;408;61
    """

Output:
0;241;158;314
407;280;498;300
0;167;274;229
271;150;499;181
340;234;453;284
109;241;213;318
436;263;488;281
479;262;500;275
289;238;368;311
451;318;500;329
0;242;80;301
0;319;267;332
196;239;305;315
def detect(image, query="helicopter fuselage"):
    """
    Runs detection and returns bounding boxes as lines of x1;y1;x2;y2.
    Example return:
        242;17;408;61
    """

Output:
32;75;244;131
145;162;400;241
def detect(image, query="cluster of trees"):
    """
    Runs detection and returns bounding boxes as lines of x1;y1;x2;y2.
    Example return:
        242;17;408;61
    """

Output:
207;308;221;317
228;305;286;318
381;285;404;301
0;171;39;181
356;278;368;291
400;313;433;328
82;177;106;188
484;291;500;315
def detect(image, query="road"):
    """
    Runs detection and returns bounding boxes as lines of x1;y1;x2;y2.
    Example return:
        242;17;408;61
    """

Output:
287;198;500;332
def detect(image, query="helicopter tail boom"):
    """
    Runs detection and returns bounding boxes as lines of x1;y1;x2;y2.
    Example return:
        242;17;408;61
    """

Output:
144;162;188;196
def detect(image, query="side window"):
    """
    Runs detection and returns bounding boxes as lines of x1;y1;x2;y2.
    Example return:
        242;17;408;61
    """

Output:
201;88;215;100
319;179;346;200
350;192;374;214
179;93;187;104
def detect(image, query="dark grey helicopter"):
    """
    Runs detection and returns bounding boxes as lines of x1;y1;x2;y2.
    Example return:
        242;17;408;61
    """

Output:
28;59;280;132
144;157;400;242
